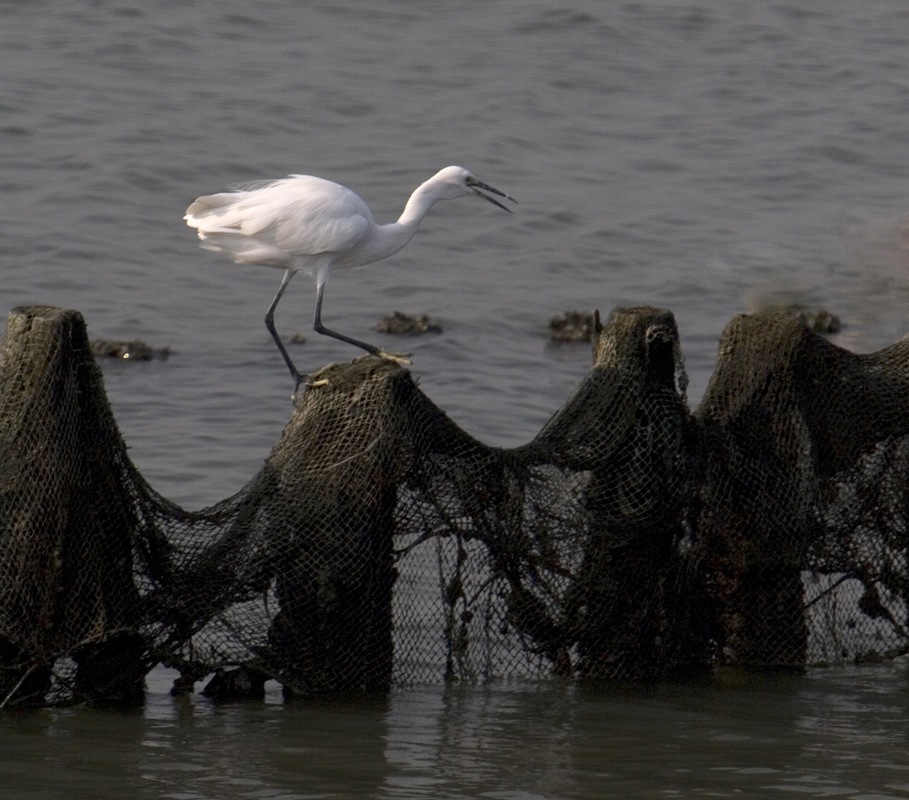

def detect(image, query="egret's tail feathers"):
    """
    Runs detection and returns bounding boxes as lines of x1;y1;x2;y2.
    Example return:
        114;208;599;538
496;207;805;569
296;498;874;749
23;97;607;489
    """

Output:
184;192;239;227
185;192;276;238
185;191;294;266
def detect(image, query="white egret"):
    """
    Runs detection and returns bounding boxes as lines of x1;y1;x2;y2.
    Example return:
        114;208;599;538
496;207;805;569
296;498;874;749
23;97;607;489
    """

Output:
184;165;516;390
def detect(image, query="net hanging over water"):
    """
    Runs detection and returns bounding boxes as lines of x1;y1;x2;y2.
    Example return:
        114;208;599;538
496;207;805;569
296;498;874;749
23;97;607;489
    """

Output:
1;304;909;708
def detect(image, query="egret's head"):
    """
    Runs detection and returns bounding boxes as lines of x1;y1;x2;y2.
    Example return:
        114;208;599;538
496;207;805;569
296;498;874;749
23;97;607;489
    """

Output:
434;166;517;212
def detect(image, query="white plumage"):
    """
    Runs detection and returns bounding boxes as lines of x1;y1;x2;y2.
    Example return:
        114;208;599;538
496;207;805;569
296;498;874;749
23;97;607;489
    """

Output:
185;166;515;390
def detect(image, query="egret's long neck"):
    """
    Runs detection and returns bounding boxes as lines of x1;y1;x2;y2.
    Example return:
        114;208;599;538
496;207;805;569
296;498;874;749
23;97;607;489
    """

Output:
397;179;440;228
360;180;442;262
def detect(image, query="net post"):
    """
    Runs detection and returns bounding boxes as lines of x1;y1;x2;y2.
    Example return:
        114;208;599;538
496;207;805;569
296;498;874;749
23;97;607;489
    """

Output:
0;306;148;706
259;358;407;696
695;312;815;670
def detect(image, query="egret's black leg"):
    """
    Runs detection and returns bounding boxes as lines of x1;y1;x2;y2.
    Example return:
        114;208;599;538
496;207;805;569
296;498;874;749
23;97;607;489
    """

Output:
312;279;384;357
265;268;303;387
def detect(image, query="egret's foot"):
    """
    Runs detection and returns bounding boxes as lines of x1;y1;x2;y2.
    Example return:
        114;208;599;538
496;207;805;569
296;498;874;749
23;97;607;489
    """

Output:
290;371;311;403
376;349;412;366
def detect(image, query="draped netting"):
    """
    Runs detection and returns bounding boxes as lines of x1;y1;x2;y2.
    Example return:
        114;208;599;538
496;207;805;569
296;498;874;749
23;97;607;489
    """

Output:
2;304;908;707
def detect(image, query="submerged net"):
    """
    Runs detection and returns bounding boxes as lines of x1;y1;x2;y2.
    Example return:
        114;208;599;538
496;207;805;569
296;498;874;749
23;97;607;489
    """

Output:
1;304;909;707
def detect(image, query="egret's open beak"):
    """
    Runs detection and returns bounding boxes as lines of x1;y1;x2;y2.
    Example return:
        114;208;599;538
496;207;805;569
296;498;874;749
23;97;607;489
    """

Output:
467;177;517;213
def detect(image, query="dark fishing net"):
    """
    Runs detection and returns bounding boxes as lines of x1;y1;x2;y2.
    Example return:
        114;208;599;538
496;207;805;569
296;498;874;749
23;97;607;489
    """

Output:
1;304;908;708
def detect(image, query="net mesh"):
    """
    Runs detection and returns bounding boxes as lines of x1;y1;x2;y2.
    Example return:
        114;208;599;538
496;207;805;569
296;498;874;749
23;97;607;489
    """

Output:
1;304;909;707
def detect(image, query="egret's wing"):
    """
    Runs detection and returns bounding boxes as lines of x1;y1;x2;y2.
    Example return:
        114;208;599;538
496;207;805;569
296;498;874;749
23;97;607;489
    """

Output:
185;175;372;259
266;176;373;256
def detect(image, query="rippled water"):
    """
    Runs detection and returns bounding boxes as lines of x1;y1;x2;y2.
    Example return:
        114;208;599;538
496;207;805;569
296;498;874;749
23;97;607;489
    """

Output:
4;666;909;799
5;0;909;796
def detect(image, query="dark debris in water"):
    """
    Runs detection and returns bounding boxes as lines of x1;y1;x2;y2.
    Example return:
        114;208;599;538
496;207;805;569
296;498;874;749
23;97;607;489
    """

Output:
549;310;595;342
374;311;442;336
201;666;267;701
90;339;171;361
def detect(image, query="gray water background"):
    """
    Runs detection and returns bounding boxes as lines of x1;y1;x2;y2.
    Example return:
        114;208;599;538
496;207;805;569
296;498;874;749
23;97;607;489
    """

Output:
5;1;909;797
